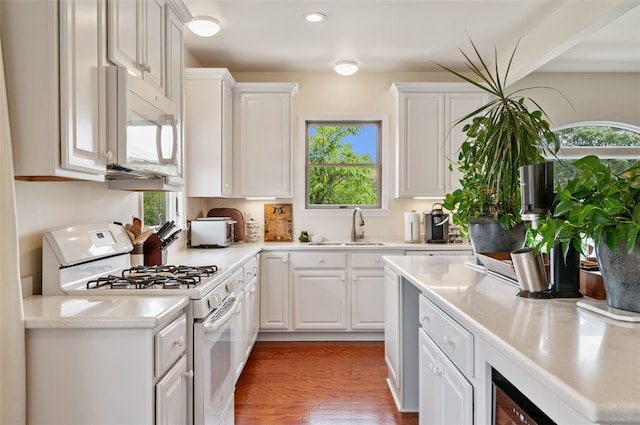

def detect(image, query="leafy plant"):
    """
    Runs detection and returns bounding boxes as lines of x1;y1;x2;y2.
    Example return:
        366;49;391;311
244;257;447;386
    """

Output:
535;155;640;257
440;39;568;231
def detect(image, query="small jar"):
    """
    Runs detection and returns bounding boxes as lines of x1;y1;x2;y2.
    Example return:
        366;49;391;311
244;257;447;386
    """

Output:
247;219;260;242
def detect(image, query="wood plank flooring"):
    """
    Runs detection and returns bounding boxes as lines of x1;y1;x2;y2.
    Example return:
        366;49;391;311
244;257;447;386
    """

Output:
235;341;419;425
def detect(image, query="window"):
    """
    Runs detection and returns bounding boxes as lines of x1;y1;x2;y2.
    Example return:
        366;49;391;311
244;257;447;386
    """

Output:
548;122;640;188
305;120;382;209
142;191;183;227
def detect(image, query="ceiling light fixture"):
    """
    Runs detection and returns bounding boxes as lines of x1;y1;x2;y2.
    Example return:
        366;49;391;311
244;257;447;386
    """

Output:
188;16;221;37
334;61;359;76
304;12;327;23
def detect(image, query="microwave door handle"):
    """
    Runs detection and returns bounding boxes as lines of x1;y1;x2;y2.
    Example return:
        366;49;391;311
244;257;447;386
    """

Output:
156;114;178;163
203;296;238;334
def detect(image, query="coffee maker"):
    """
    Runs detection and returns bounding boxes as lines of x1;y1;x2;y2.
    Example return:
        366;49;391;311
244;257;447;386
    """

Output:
520;162;582;298
425;204;449;244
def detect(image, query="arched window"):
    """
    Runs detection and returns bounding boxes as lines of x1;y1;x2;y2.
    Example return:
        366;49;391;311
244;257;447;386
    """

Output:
548;122;640;187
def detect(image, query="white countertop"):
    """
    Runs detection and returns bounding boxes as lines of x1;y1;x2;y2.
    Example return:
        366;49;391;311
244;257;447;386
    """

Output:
383;255;640;424
23;295;189;329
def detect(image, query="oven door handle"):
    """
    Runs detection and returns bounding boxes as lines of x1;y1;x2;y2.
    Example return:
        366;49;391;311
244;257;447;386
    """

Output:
203;295;239;334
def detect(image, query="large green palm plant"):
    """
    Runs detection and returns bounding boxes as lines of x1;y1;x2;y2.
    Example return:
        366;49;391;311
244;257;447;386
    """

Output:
441;39;568;231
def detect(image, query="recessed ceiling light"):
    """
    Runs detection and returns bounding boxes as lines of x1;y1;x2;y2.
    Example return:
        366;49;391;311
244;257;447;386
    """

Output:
188;16;221;37
304;12;327;23
334;61;359;76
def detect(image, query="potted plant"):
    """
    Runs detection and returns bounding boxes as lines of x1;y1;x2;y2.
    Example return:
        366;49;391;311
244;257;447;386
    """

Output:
535;155;640;312
439;39;566;255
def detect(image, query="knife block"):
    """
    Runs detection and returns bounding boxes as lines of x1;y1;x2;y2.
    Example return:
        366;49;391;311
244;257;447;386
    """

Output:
143;233;167;266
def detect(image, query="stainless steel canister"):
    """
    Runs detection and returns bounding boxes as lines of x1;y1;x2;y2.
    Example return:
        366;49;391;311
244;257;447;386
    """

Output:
510;248;548;293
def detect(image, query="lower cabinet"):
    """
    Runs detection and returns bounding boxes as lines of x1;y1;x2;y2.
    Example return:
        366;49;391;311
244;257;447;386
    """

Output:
156;355;189;425
260;250;404;333
418;293;474;424
26;312;189;424
260;252;290;330
419;329;473;425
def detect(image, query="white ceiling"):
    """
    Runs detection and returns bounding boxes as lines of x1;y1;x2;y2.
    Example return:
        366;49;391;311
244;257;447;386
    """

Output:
182;0;640;81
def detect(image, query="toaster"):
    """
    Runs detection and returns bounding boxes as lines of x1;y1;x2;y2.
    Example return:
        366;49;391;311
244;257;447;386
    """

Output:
190;218;236;247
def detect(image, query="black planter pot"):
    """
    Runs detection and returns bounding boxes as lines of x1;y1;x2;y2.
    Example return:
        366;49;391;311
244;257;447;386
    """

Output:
468;217;526;261
595;237;640;313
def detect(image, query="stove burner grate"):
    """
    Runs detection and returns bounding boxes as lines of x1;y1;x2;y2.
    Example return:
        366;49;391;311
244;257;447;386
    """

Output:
86;265;219;290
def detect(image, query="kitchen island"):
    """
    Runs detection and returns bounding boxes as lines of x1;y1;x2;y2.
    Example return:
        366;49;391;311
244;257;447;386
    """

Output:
383;254;640;425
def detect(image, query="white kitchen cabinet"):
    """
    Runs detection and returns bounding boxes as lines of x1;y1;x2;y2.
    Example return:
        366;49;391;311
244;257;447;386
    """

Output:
185;69;236;197
352;251;403;330
260;252;291;330
2;0;107;181
26;311;189;424
419;329;473;425
384;265;420;412
233;83;298;198
390;83;488;198
418;293;473;424
156;355;189;425
243;255;260;359
291;252;348;330
108;0;166;94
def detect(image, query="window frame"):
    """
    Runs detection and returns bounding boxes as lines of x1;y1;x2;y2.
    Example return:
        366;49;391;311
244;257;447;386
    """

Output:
547;121;640;160
296;114;390;217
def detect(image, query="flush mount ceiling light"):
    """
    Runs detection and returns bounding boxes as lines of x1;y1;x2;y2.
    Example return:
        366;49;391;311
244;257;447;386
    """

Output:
188;16;221;37
304;12;327;23
334;61;359;76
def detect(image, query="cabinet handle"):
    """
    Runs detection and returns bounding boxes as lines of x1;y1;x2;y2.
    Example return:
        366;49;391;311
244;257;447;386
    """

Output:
432;365;442;376
421;314;430;324
173;336;185;347
250;287;256;294
317;258;324;263
374;258;381;263
185;370;194;379
443;335;455;348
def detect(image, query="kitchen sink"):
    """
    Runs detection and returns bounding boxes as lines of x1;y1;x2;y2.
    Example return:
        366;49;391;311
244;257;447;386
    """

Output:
307;241;384;246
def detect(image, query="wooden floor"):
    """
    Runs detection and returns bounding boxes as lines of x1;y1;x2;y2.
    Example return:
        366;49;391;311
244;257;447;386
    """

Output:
235;341;419;425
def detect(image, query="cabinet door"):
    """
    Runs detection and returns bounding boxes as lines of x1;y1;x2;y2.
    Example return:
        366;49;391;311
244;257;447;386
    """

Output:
185;71;234;197
260;252;290;330
234;292;245;380
384;267;400;390
419;329;439;425
235;90;292;197
59;0;107;176
419;329;473;425
351;270;385;330
143;0;166;93
396;92;445;197
156;355;188;425
243;278;259;358
293;270;348;330
107;0;141;77
445;92;489;192
165;6;183;104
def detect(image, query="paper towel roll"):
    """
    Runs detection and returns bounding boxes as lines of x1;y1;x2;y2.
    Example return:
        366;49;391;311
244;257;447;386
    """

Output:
404;211;420;242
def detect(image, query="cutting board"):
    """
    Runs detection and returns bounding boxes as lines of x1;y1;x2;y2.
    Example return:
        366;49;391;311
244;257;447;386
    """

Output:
207;208;245;241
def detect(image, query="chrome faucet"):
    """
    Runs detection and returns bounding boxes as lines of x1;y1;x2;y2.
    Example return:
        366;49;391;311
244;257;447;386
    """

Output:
351;207;365;242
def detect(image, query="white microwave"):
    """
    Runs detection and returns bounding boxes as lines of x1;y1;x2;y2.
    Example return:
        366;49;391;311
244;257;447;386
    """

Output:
106;66;181;178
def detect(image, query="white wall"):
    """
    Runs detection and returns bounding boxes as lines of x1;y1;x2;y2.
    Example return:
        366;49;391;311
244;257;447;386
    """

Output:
198;70;640;241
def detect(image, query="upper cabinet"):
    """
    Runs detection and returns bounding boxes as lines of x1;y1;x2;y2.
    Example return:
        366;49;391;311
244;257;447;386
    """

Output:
107;0;166;95
391;83;489;198
2;0;107;181
185;69;236;197
233;83;298;198
1;0;190;184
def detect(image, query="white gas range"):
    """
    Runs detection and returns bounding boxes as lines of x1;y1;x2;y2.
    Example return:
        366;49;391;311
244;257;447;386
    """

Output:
42;223;240;425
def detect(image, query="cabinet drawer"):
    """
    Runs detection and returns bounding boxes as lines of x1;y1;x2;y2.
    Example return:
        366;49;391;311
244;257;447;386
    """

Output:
291;252;347;269
419;294;473;377
155;314;187;377
352;251;403;269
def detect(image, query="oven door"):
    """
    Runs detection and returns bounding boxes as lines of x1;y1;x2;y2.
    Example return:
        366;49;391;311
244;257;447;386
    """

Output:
194;295;239;425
